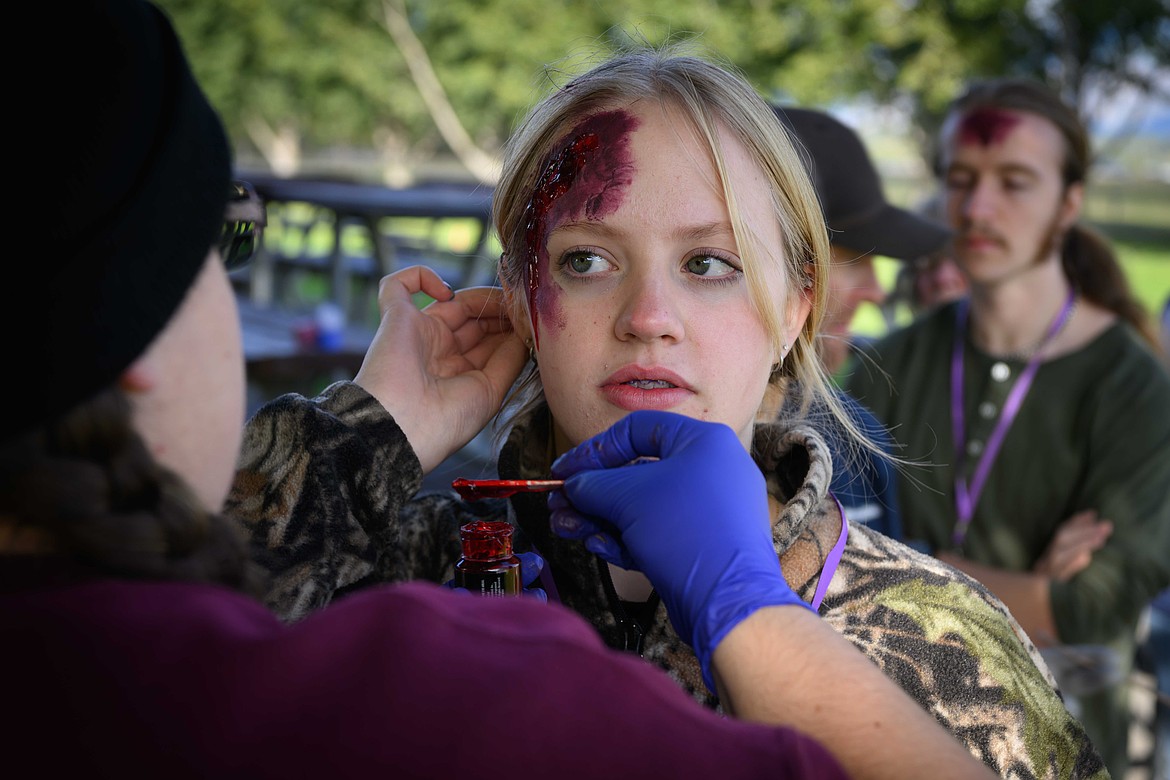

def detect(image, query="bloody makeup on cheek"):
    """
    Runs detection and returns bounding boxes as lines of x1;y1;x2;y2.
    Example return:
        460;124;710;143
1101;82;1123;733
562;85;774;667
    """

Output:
520;109;639;348
958;108;1021;147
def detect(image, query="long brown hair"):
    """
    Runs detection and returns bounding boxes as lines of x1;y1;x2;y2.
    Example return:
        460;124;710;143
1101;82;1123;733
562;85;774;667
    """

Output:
0;386;264;595
945;78;1159;349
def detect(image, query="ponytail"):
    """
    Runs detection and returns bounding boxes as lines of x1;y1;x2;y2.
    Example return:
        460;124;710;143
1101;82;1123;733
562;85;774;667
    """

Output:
1063;223;1160;350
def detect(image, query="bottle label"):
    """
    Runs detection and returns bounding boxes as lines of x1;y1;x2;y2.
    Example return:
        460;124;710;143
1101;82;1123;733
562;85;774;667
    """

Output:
454;566;522;597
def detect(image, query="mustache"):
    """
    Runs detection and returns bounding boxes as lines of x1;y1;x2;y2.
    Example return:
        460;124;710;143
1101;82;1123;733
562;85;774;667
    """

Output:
959;224;1006;246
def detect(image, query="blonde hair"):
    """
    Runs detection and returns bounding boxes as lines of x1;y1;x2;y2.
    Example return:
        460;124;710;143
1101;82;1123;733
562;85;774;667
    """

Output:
491;43;880;462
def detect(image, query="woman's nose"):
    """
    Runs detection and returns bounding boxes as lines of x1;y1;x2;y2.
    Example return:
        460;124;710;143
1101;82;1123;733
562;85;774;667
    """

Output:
614;273;685;343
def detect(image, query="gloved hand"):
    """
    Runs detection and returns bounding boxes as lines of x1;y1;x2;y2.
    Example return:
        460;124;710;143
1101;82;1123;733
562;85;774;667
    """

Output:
445;550;547;603
547;410;813;691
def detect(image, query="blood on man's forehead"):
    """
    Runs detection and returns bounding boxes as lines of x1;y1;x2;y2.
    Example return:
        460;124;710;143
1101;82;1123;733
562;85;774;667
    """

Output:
956;108;1021;147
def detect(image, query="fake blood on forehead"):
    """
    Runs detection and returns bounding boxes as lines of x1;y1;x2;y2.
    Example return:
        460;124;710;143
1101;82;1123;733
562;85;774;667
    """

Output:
522;109;639;348
957;108;1021;146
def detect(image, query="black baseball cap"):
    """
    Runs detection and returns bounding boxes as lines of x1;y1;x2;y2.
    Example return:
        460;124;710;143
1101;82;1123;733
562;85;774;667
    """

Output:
774;106;951;261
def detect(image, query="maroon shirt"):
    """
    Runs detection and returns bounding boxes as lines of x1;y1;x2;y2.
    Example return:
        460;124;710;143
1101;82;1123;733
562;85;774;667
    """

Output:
2;557;846;779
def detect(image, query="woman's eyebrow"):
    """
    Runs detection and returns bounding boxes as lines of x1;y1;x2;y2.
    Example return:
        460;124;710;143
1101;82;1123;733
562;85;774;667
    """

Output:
550;219;733;243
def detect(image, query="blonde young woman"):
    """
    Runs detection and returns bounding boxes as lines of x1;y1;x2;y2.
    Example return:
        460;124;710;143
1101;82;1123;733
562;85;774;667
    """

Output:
233;48;1104;778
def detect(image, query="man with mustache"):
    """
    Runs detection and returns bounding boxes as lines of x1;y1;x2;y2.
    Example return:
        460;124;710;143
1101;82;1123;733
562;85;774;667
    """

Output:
843;77;1170;776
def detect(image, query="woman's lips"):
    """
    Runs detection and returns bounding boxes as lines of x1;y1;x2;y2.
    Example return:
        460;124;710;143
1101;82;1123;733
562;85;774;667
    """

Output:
601;366;694;411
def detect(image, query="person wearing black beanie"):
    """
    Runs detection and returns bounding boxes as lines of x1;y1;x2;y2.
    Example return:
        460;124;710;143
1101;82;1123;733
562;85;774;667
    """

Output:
14;0;232;441
0;3;999;778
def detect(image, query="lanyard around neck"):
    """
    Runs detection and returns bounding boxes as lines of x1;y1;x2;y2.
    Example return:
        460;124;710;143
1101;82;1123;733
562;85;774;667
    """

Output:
949;290;1075;548
810;494;849;610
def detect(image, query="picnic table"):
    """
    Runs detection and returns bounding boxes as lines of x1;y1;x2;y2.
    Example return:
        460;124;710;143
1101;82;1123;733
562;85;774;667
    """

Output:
232;173;499;489
236;172;497;326
237;295;375;414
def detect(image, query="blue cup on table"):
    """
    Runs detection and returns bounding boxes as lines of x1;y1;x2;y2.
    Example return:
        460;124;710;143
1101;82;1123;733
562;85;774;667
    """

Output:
314;302;344;353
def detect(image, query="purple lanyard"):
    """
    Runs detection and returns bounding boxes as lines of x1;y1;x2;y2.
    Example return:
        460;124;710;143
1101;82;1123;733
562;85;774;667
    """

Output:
810;494;849;611
949;291;1075;548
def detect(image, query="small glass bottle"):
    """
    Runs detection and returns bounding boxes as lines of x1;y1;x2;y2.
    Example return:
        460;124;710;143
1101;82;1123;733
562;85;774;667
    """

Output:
454;520;522;597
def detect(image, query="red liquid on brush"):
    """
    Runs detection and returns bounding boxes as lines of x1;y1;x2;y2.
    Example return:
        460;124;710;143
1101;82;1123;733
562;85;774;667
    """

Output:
451;478;563;500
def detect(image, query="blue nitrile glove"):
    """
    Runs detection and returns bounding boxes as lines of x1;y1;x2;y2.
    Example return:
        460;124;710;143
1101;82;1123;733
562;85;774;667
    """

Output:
547;410;813;692
444;551;547;603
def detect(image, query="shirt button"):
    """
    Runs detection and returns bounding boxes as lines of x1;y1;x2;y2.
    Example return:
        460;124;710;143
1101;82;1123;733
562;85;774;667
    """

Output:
967;439;984;457
979;401;998;419
991;362;1011;382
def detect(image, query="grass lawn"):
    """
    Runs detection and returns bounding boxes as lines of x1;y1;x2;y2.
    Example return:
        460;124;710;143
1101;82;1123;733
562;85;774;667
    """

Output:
1112;238;1170;318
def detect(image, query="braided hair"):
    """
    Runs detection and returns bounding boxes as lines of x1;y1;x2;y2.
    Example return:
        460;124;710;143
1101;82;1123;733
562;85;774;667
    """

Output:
1;386;265;596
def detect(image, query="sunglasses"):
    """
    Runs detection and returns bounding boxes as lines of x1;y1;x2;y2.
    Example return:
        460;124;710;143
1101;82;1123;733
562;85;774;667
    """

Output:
220;180;266;270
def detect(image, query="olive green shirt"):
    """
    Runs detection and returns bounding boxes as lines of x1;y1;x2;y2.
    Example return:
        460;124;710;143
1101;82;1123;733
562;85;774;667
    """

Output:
843;302;1170;647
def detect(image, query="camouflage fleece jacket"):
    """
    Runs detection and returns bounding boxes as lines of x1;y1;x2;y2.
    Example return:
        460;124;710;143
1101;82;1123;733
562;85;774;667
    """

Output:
228;381;1107;780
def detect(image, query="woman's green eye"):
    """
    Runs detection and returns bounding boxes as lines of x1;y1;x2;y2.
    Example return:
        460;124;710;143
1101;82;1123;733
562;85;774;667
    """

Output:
686;254;737;277
565;251;608;275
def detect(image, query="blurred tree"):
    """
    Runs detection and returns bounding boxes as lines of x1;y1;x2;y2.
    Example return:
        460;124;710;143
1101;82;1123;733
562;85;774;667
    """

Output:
158;0;433;180
380;0;612;183
847;0;1170;169
156;0;1169;183
999;0;1170;165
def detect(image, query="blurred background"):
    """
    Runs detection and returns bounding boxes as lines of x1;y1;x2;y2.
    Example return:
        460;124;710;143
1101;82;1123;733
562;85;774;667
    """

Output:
158;0;1168;336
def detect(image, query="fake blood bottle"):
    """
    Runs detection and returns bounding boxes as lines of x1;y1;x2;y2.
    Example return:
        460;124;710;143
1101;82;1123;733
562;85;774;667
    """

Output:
454;520;521;597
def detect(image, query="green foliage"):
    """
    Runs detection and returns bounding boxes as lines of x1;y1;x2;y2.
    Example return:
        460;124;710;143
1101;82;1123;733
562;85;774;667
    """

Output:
408;0;609;149
156;0;1169;182
157;0;427;150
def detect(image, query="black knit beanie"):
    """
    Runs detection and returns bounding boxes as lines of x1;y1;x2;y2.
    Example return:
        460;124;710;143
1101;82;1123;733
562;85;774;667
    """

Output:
6;0;231;441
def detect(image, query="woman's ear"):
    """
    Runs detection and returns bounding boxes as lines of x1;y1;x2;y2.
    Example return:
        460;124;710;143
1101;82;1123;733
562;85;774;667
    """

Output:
501;283;533;346
784;266;814;353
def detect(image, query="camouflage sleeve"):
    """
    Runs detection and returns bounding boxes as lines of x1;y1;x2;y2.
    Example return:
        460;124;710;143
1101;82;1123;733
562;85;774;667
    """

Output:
226;381;488;622
834;525;1108;779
